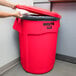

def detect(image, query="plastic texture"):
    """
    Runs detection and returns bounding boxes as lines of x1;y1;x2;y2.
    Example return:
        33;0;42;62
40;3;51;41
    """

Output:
13;17;60;74
21;14;59;21
16;5;61;18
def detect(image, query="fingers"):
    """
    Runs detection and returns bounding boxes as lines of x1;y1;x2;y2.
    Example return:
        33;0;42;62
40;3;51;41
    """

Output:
12;11;23;18
18;12;23;18
11;4;17;9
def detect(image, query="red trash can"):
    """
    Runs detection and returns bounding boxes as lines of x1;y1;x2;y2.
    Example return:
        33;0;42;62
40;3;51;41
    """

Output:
13;5;61;74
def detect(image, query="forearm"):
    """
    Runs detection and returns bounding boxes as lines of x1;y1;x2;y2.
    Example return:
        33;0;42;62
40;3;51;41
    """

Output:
0;11;14;18
0;0;16;9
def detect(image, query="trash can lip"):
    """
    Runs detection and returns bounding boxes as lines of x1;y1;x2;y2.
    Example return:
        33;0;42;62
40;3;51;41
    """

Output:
21;14;60;21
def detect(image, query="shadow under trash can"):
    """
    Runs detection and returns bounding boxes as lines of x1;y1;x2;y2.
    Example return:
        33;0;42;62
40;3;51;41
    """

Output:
13;5;61;74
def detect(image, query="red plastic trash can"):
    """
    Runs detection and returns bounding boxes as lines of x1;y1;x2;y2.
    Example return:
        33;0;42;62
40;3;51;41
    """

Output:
13;5;61;74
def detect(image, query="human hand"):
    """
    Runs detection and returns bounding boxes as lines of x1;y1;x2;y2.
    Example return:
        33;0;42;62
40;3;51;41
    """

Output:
11;4;17;9
12;11;23;18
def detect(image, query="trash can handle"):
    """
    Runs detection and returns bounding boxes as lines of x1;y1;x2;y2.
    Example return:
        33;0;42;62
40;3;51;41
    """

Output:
13;18;22;33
